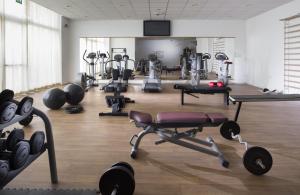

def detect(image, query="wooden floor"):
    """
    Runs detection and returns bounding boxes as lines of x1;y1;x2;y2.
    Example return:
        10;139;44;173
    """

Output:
5;84;300;194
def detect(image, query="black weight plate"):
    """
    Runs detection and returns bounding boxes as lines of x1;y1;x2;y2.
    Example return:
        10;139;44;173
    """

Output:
6;129;24;151
0;102;17;124
0;160;9;181
220;121;240;140
64;105;83;114
19;114;33;126
243;146;273;176
10;141;30;169
0;89;14;103
29;131;45;154
16;97;33;116
112;162;134;176
99;166;135;195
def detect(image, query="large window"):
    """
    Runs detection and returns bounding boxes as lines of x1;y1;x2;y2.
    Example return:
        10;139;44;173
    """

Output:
284;15;300;93
27;1;61;90
0;0;61;93
0;1;4;90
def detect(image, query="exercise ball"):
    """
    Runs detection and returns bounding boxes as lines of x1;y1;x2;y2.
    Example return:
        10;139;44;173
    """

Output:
63;83;85;105
43;88;66;110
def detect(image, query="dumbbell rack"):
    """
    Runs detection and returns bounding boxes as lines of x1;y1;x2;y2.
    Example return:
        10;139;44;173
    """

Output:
0;101;58;189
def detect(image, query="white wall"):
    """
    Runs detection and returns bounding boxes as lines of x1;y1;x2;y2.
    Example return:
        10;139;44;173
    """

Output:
61;16;71;83
246;0;300;90
63;19;246;83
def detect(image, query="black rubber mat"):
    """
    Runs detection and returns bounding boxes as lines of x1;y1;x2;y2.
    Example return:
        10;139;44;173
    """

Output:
0;189;97;195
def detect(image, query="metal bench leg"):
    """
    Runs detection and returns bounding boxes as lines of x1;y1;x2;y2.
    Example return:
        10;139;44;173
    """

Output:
130;126;155;158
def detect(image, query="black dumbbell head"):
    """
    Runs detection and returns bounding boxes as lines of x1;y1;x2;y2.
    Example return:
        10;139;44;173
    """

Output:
16;97;33;116
99;166;135;195
6;129;24;151
29;131;45;154
0;102;17;124
0;89;14;103
19;115;33;127
0;160;9;181
10;141;30;169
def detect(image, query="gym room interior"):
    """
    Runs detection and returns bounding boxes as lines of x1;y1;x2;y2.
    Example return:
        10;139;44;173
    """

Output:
0;0;300;194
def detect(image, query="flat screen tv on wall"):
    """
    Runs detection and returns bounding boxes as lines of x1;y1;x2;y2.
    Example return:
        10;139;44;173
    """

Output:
143;20;171;36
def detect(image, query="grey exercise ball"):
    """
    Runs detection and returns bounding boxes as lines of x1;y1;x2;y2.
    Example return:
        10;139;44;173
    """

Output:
43;88;66;110
63;83;85;105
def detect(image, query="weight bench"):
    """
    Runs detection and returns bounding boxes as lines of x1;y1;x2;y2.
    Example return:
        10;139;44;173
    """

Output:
174;84;232;106
129;111;230;168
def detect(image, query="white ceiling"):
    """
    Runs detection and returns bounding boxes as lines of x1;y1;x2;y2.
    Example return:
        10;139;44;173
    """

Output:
31;0;293;20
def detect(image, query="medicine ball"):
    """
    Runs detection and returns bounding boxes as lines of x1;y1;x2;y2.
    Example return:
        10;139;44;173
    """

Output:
43;88;66;110
63;83;85;105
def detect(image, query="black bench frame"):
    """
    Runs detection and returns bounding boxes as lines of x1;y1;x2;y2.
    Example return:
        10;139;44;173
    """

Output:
129;120;229;168
174;84;231;106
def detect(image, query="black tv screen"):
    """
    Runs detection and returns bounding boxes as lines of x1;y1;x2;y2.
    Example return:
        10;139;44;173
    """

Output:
144;20;171;36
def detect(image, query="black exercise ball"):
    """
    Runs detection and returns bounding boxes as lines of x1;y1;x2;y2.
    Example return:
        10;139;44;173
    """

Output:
63;83;85;105
43;88;66;110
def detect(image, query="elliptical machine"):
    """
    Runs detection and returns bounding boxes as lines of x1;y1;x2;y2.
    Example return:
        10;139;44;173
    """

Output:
81;50;100;90
215;52;232;86
142;54;162;92
102;54;134;93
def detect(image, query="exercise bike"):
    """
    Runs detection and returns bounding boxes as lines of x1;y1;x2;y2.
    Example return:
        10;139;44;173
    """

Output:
81;50;100;91
214;52;232;86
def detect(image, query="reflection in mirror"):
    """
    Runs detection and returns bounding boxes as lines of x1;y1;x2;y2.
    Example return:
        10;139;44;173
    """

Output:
79;37;235;85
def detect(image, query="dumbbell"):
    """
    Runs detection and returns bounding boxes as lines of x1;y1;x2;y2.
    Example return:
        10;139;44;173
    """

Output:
1;129;45;155
0;89;17;124
209;82;224;87
17;96;34;127
0;139;30;183
99;162;135;195
0;160;9;182
220;121;273;175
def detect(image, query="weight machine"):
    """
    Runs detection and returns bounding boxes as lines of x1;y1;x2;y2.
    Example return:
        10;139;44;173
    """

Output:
102;54;135;93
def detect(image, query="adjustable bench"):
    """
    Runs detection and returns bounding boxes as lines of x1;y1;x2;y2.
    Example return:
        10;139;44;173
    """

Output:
129;111;230;168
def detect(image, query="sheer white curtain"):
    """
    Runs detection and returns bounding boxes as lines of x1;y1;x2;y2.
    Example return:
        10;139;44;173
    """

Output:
1;0;61;93
0;0;4;91
80;38;109;73
27;1;61;89
4;0;28;92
